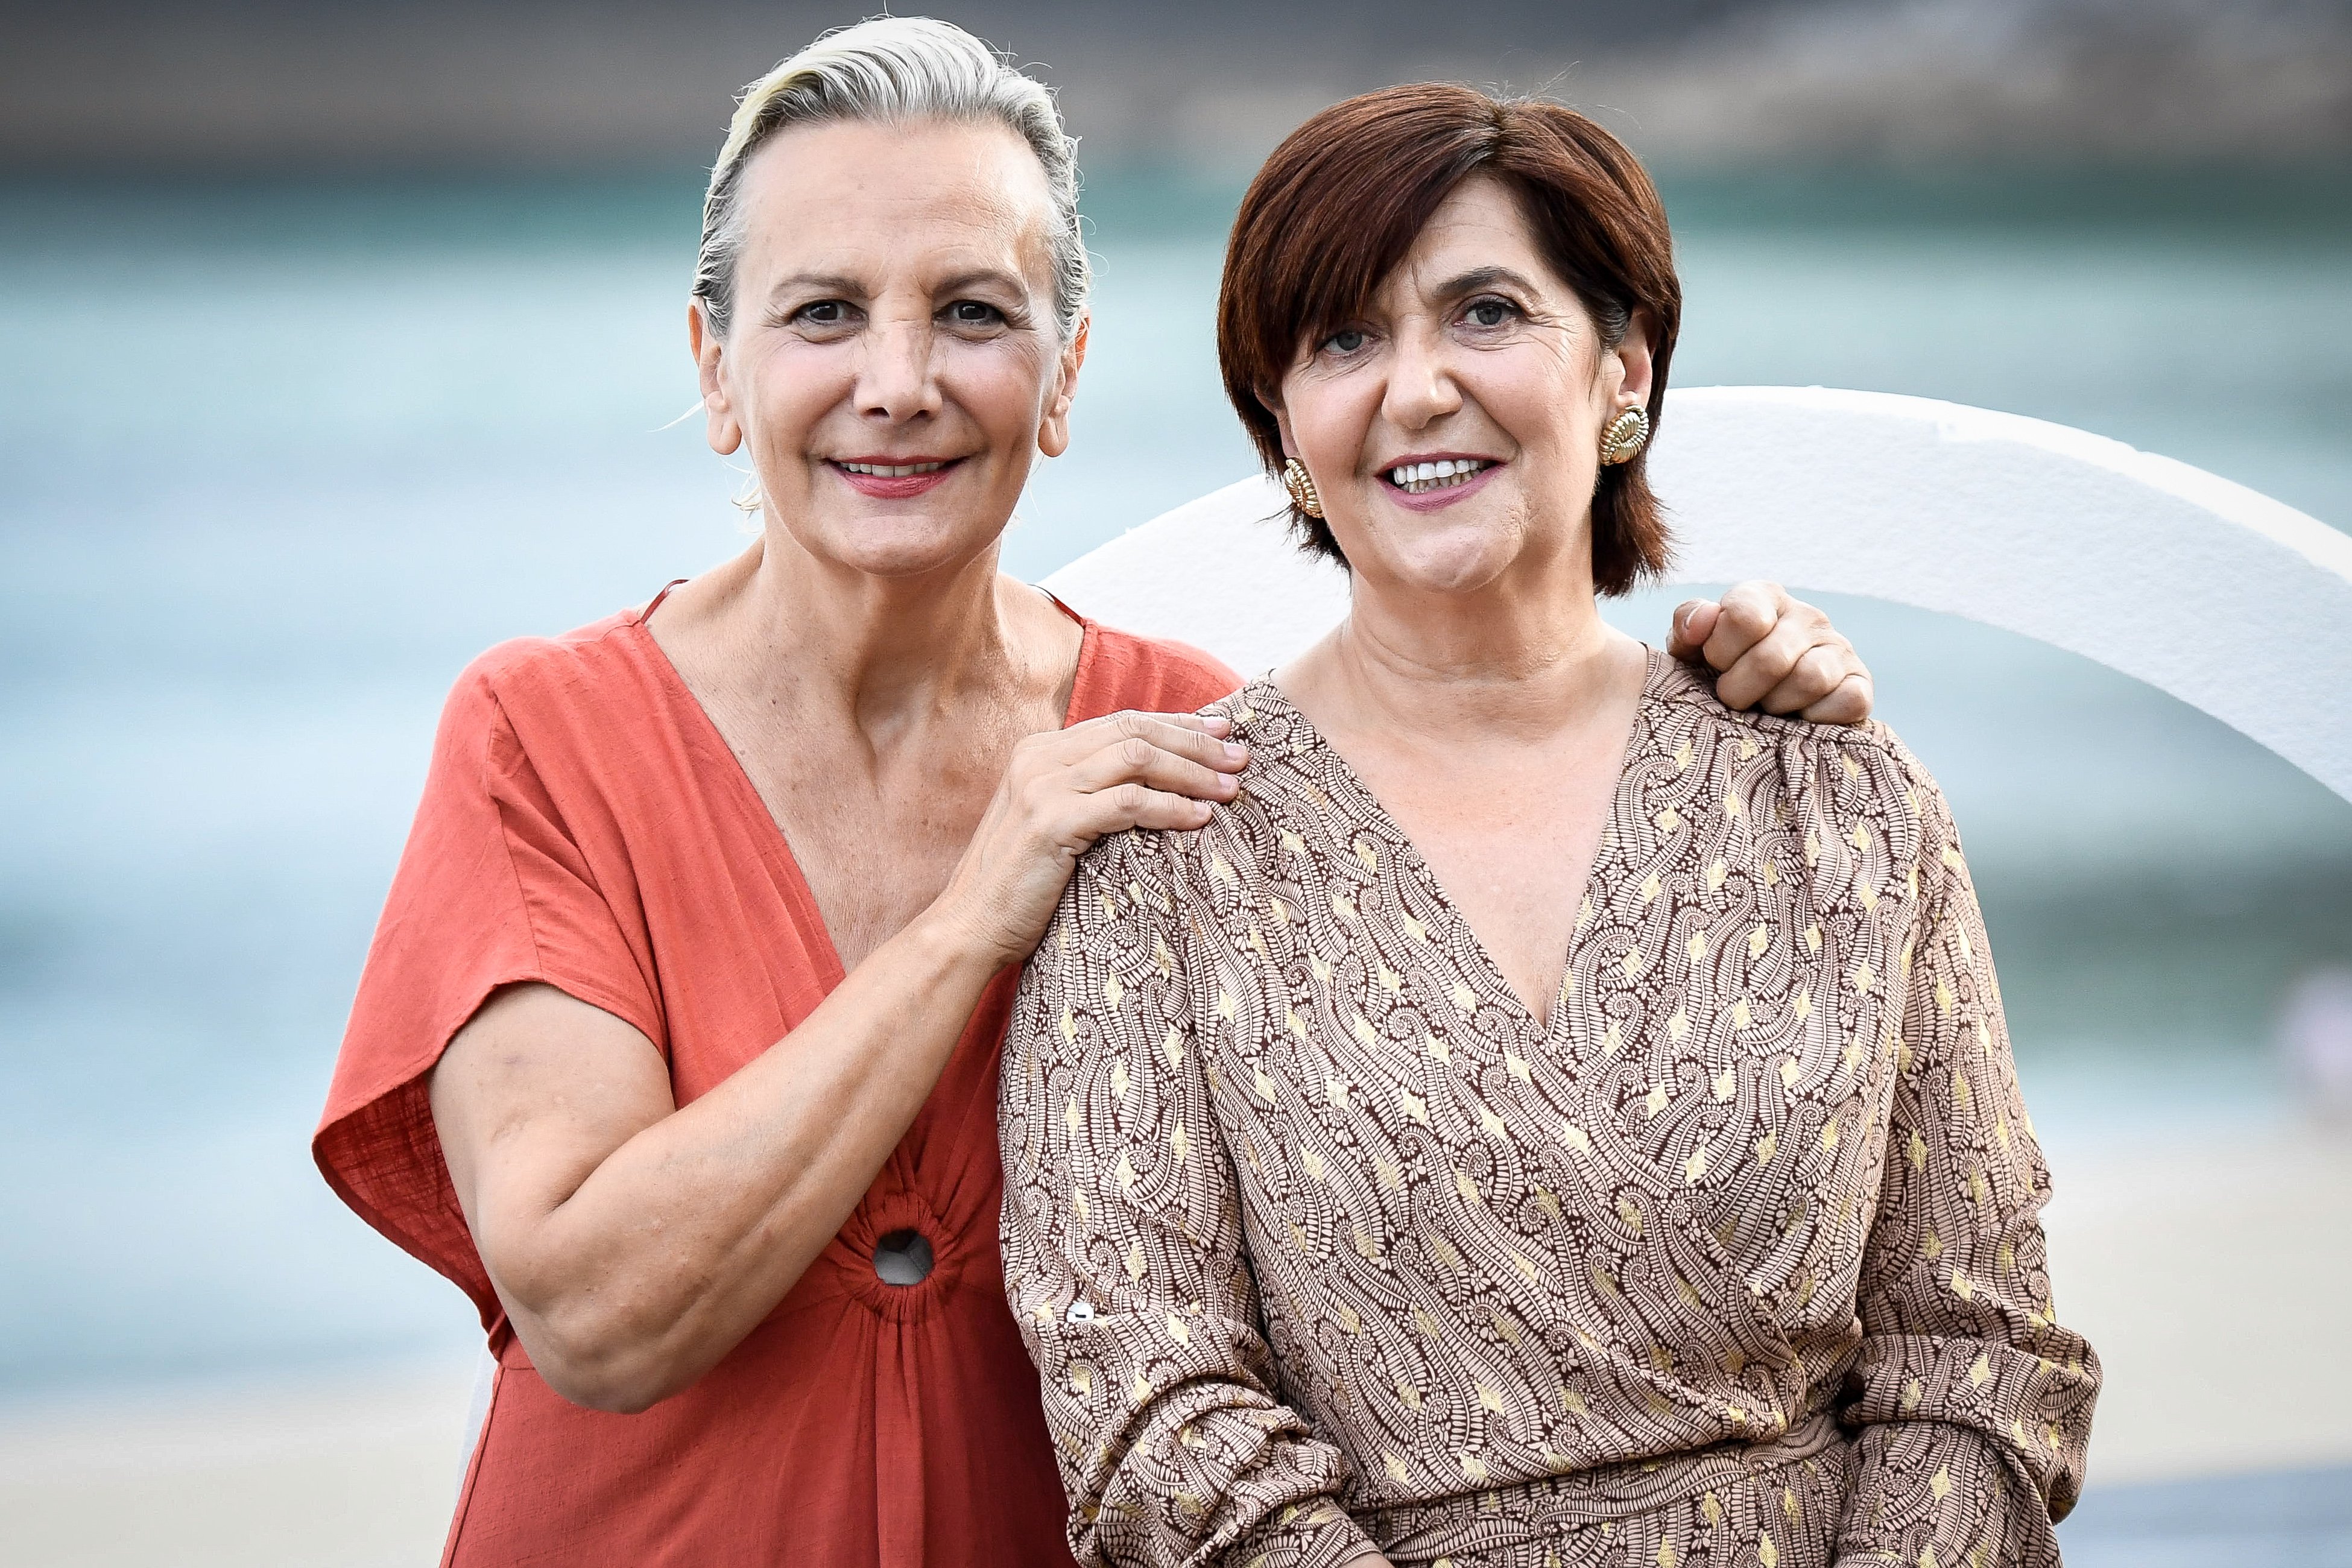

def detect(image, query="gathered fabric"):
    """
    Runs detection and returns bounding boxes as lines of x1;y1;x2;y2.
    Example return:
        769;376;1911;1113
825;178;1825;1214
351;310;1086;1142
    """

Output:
1001;652;2098;1568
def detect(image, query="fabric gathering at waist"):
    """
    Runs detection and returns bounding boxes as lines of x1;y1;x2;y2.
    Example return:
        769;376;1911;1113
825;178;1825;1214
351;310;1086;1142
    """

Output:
1361;1409;1845;1558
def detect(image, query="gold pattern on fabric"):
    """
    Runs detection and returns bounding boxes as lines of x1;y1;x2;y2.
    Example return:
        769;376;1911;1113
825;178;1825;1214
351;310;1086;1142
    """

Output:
1001;651;2098;1568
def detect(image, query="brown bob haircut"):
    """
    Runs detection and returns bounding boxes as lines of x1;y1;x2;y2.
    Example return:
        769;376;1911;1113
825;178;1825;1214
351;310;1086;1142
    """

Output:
1217;83;1683;595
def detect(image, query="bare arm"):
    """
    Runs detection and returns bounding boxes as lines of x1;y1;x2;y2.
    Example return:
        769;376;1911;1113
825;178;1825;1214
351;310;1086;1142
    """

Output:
429;709;1249;1414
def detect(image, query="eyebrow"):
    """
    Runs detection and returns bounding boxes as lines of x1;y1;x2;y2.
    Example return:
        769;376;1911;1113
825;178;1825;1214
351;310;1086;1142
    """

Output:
768;271;866;302
766;267;1029;303
932;267;1028;297
1430;265;1540;300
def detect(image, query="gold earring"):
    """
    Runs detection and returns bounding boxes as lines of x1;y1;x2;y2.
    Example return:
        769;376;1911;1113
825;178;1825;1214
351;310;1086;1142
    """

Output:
1599;406;1651;466
1283;458;1324;518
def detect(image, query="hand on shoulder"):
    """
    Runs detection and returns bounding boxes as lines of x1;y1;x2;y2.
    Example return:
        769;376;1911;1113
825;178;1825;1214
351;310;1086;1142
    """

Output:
1666;581;1874;725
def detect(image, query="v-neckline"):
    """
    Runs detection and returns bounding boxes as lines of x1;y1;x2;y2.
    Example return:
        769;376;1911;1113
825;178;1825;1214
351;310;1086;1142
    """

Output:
1245;646;1664;1037
626;587;1102;995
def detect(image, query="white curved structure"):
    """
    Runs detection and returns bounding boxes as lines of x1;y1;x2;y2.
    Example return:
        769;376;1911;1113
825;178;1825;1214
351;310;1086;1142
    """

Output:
1043;386;2352;803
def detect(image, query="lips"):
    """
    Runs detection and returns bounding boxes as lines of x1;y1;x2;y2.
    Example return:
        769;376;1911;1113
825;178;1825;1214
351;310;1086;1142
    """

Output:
828;456;965;499
1378;455;1505;513
1384;457;1497;495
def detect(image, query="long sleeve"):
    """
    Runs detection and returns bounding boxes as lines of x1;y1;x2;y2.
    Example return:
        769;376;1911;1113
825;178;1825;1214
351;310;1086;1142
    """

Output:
1000;828;1376;1568
1835;774;2100;1566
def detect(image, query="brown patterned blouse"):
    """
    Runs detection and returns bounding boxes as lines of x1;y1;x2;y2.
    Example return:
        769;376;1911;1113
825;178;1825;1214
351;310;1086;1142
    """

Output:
1000;651;2098;1568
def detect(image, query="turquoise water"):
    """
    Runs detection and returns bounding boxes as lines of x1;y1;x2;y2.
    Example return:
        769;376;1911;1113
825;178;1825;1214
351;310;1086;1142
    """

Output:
1;169;2348;1393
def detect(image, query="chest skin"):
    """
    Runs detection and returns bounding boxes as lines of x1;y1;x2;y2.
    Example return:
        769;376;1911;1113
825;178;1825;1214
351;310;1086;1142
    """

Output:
650;593;1082;972
1328;733;1626;1032
716;694;1047;969
1283;653;1645;1031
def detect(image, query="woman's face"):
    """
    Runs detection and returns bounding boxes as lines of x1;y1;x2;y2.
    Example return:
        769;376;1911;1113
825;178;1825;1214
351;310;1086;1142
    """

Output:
1270;175;1651;599
693;119;1083;580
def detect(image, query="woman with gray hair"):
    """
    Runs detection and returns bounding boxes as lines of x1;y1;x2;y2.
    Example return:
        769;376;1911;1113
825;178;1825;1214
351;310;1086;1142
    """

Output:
313;17;1876;1564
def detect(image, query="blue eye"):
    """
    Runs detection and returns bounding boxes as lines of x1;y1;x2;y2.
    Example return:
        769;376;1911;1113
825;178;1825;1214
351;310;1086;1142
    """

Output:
1324;328;1367;354
1465;299;1514;327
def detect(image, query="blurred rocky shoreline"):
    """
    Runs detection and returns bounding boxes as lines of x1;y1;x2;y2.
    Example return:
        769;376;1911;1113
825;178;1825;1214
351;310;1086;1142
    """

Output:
4;0;2348;173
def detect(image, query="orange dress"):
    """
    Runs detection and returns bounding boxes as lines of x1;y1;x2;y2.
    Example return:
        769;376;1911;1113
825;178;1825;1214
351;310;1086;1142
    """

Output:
313;590;1238;1567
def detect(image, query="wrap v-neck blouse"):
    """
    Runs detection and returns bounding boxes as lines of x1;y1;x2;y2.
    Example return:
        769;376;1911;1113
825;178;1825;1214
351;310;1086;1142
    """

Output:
1000;651;2098;1568
315;596;1240;1567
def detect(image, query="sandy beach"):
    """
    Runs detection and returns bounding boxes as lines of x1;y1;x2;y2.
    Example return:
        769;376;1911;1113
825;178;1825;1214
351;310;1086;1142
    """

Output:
3;1119;2347;1567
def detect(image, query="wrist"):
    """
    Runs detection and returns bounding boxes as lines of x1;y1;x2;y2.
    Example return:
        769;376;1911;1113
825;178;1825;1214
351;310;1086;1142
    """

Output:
905;896;1025;981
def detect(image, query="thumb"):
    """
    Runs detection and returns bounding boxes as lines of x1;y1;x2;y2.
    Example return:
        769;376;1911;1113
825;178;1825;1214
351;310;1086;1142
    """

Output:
1669;599;1718;660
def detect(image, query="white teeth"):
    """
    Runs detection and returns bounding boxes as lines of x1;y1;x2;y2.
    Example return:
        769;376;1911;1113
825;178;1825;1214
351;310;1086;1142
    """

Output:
1385;458;1493;493
840;460;948;477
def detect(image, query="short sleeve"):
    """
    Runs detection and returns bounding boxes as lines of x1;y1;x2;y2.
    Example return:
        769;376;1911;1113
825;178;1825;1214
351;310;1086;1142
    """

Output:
312;654;664;1335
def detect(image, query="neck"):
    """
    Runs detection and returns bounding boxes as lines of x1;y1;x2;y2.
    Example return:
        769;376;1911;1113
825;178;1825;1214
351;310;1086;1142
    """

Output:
719;523;1031;738
1302;540;1632;749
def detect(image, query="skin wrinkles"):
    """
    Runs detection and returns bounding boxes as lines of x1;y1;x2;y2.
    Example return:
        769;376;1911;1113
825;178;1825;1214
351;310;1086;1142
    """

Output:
428;118;1250;1418
1265;174;1658;1069
703;119;1077;588
419;118;1870;1441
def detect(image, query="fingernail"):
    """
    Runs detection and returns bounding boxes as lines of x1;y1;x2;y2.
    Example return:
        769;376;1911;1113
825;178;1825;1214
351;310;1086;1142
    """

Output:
1203;715;1233;735
1222;741;1247;762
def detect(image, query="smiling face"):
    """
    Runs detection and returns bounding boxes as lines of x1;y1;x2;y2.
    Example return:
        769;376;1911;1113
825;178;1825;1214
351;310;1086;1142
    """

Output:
692;118;1083;580
1269;175;1651;600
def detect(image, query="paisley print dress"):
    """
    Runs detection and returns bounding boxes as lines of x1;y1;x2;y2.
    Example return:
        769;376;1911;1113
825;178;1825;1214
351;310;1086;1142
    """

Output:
1000;651;2098;1568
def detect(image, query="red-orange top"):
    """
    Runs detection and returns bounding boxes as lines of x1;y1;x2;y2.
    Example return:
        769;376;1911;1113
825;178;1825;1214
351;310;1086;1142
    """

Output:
314;593;1238;1566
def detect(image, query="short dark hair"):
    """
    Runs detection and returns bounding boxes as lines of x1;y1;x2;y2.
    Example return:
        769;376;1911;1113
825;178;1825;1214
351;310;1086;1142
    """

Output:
1216;82;1683;595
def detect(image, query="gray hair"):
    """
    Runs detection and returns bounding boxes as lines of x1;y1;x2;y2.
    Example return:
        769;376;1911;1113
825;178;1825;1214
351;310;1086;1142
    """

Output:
695;16;1088;342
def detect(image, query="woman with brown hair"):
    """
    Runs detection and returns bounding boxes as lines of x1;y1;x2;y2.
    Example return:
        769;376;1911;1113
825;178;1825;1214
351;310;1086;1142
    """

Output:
311;20;1876;1567
1002;83;2098;1568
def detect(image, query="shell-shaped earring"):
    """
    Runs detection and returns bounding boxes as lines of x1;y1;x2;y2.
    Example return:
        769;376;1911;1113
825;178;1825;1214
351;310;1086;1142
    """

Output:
1283;458;1325;518
1599;406;1651;466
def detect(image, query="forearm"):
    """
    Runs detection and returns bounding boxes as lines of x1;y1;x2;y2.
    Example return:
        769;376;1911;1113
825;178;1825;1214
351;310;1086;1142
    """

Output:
482;908;1004;1408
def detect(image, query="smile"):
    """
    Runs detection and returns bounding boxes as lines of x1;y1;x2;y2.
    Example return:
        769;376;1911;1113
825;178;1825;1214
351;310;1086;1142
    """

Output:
1385;457;1496;495
836;460;953;477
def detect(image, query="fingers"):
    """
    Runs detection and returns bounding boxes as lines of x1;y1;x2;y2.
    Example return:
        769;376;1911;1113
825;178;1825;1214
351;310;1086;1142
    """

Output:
1667;599;1718;662
1699;581;1792;674
1063;710;1247;774
1712;607;1819;711
1800;671;1874;726
1083;780;1228;836
1011;709;1252;846
1702;585;1875;726
1067;730;1245;805
1759;640;1858;715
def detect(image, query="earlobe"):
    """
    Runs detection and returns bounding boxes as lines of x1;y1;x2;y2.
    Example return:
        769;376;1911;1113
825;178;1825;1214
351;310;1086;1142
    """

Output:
689;299;743;456
1037;320;1089;458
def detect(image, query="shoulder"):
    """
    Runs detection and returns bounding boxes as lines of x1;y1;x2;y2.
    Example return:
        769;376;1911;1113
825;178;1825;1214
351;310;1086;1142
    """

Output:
425;609;656;780
1644;653;1953;877
450;608;645;712
1075;620;1244;718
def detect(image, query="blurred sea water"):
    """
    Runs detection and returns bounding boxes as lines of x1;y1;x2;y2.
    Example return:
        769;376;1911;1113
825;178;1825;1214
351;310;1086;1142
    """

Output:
1;167;2348;1402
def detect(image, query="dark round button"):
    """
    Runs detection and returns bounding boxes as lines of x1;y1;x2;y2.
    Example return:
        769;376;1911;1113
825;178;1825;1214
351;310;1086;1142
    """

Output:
873;1228;934;1286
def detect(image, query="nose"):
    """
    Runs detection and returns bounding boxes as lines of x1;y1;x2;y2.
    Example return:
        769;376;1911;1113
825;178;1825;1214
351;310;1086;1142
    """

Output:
855;315;943;425
1380;323;1462;432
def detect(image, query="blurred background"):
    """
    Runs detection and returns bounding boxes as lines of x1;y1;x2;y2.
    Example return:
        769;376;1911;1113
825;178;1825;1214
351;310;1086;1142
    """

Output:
2;1;2349;1563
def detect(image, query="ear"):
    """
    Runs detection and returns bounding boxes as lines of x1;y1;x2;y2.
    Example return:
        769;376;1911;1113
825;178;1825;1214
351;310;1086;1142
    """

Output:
689;299;744;457
1256;386;1301;461
1037;314;1090;458
1608;307;1658;409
